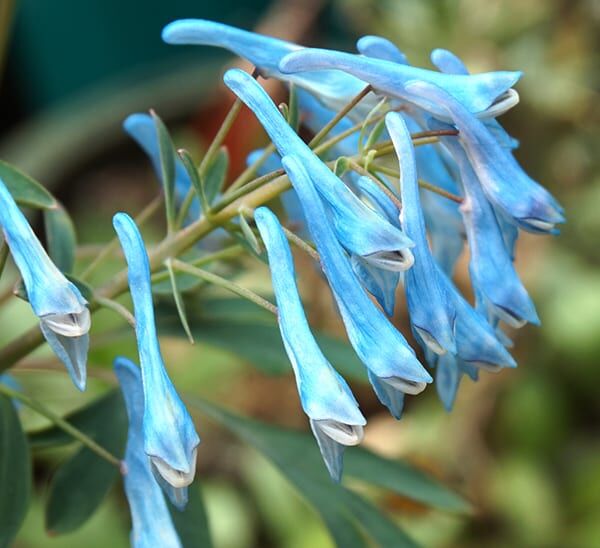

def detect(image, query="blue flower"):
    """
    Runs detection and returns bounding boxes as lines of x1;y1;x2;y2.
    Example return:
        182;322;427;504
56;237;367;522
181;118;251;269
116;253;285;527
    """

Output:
280;154;432;419
113;212;200;503
356;35;408;64
254;206;366;481
432;352;478;411
162;19;373;116
439;132;539;328
405;80;565;233
224;68;414;272
278;48;521;120
386;113;456;355
0;179;89;391
114;357;182;548
123;113;200;220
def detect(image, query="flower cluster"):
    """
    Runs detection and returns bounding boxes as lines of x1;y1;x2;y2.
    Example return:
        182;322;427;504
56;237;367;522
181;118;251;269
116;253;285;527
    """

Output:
0;17;564;548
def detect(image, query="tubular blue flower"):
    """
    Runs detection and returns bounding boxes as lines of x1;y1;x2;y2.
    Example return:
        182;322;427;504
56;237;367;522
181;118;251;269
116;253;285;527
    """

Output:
0;179;89;391
279;48;521;120
405;80;565;233
386;113;456;355
123;113;200;220
439;133;539;328
430;48;519;150
254;207;366;481
356;35;408;64
114;357;182;548
224;68;414;272
432;352;478;412
113;212;200;503
280;154;432;419
161;19;374;116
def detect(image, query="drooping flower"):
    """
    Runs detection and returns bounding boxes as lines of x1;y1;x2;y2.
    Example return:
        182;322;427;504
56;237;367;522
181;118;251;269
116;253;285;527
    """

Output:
114;356;182;548
386;112;456;354
113;212;200;505
254;206;366;481
224;68;414;272
278;48;521;120
161;19;375;117
438;131;539;328
0;179;89;391
431;351;478;411
280;154;432;419
405;80;565;233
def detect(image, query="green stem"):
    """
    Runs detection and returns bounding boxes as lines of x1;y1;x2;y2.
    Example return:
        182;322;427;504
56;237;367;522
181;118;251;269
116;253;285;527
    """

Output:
227;142;277;193
211;170;286;213
94;295;136;328
308;85;373;148
348;160;403;209
79;193;163;281
0;384;121;467
171;258;277;315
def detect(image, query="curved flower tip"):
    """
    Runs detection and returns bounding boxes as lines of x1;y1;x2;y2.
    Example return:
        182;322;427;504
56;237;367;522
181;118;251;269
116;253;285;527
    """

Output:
435;353;461;412
279;154;432;418
113;212;200;496
114;357;182;548
385;112;456;355
430;48;469;75
356;35;408;64
224;68;414;269
406;80;565;233
0;179;89;391
279;48;521;118
254;206;365;481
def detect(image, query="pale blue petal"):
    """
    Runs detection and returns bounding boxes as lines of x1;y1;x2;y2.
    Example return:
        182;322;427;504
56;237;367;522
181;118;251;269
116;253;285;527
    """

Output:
113;213;200;491
114;357;182;548
357;35;408;64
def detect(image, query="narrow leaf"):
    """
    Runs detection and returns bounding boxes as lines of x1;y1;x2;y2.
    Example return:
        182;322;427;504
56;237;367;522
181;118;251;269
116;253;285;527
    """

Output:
287;83;299;131
44;202;77;273
44;391;128;534
151;111;177;231
238;210;261;254
203;147;228;205
0;394;31;546
178;149;207;213
165;258;195;344
0;160;56;209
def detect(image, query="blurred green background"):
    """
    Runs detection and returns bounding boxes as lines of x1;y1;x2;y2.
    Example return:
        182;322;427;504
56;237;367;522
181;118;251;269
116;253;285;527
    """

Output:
0;0;598;547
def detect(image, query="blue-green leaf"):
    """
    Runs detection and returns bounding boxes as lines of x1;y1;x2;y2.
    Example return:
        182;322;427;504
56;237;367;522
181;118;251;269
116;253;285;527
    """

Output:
0;394;31;546
169;484;213;547
203;147;228;205
0;160;56;209
151;111;177;230
44;202;77;273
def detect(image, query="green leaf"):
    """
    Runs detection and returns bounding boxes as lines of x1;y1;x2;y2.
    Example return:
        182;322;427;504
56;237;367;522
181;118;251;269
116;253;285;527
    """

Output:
29;390;123;449
165;258;195;344
345;447;471;513
190;400;419;548
44;391;127;534
44;202;77;273
152;110;177;231
0;394;31;547
0;160;56;209
287;83;300;131
365;118;386;151
334;156;350;177
203;147;228;205
169;484;213;547
156;297;366;382
358;97;387;154
238;210;261;254
178;148;207;213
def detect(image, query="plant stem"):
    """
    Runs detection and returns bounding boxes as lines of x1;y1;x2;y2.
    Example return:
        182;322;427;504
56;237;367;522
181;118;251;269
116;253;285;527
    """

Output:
211;170;286;213
171;258;277;315
0;384;121;467
308;85;373;148
79;193;163;281
227;142;277;193
95;295;136;328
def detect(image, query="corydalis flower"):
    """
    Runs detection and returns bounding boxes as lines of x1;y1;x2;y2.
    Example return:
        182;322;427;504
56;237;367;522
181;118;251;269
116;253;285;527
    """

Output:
406;80;565;233
356;35;408;64
439;132;539;328
386;113;456;355
0;179;89;391
113;212;200;504
254;207;365;482
162;19;374;117
224;68;414;272
278;48;521;120
114;357;182;548
280;154;432;419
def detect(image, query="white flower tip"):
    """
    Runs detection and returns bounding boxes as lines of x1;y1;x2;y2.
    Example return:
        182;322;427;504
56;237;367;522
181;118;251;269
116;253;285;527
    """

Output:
150;447;198;489
382;376;427;395
365;248;414;272
41;307;91;337
314;419;364;446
